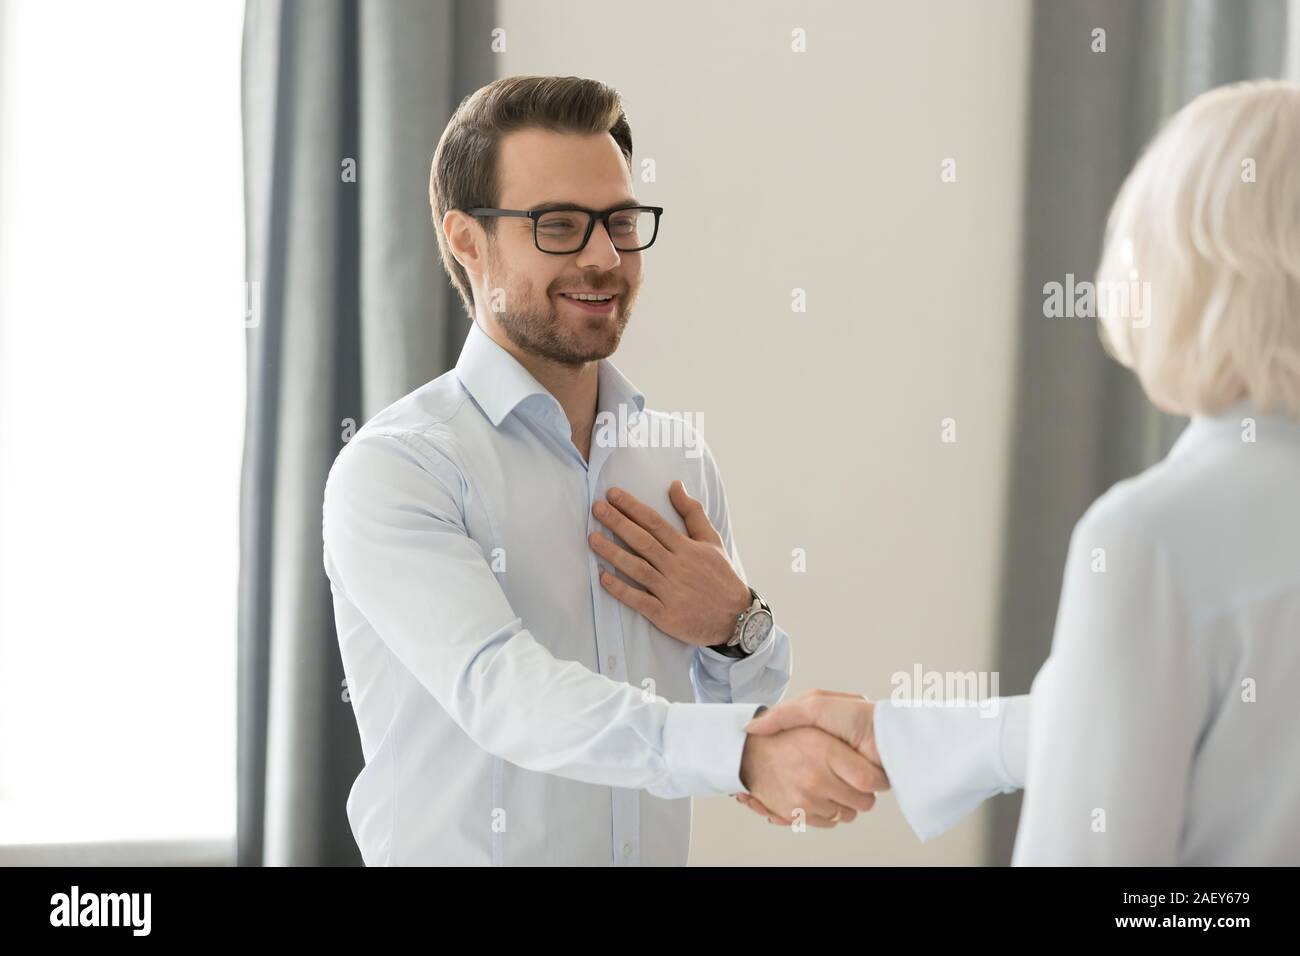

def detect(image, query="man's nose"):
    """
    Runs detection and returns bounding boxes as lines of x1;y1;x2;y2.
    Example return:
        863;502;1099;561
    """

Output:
575;218;621;269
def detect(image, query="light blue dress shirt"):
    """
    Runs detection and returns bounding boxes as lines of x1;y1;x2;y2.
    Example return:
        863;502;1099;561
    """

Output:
322;321;792;865
875;401;1300;864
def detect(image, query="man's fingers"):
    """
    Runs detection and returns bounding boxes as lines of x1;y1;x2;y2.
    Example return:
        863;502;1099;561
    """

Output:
744;797;860;828
588;532;665;593
606;487;681;551
802;808;847;828
766;808;855;828
736;794;776;819
592;499;670;569
835;805;860;823
669;480;722;545
739;793;791;825
798;789;845;820
789;797;871;826
598;571;664;622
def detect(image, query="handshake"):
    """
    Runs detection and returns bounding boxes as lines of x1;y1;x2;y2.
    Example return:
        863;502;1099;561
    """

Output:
735;689;889;828
582;482;889;827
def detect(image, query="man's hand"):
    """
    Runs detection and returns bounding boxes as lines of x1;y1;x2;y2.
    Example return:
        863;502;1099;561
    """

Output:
736;691;890;825
588;481;751;647
739;726;886;827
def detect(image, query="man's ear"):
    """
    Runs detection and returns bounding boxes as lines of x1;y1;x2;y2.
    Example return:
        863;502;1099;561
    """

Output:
443;209;485;281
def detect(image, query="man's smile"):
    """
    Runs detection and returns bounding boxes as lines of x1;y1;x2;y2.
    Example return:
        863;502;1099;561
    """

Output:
556;291;619;315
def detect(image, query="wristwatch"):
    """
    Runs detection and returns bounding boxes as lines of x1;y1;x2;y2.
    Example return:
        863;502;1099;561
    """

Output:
711;587;774;658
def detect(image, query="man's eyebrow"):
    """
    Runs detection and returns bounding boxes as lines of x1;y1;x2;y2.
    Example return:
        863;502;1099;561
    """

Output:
525;199;641;213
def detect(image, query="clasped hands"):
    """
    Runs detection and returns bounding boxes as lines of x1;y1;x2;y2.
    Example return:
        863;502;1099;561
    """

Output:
589;480;890;828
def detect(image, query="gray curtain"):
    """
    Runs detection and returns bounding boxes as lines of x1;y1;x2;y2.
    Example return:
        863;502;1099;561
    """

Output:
238;0;494;866
987;0;1292;863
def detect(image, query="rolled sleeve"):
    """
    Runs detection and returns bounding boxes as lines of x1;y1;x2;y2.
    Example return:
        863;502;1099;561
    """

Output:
693;623;790;707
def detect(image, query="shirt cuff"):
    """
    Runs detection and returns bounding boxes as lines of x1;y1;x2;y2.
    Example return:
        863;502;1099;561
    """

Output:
998;693;1031;788
874;696;1020;842
663;701;765;796
696;625;777;675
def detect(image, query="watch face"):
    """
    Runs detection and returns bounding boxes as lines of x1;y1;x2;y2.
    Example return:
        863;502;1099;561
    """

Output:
742;610;774;650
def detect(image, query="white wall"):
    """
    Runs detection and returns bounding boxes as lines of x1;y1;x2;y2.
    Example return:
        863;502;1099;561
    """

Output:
498;0;1031;865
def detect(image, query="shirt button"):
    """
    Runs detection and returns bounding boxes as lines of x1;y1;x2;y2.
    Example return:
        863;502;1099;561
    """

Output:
607;655;617;671
622;843;633;858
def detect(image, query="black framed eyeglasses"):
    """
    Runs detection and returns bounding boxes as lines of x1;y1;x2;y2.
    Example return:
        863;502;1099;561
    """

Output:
464;204;663;254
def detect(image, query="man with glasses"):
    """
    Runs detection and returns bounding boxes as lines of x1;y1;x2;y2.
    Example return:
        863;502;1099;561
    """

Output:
464;202;663;258
322;75;886;866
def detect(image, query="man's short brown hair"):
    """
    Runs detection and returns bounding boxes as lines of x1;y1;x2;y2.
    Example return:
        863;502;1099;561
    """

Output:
429;75;634;320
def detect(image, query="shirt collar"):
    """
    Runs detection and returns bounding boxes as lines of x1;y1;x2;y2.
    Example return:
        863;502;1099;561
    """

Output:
1168;398;1300;461
454;320;645;429
595;353;646;420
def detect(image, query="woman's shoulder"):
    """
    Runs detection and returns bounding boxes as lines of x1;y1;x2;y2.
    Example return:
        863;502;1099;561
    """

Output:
1072;455;1184;544
1073;433;1300;622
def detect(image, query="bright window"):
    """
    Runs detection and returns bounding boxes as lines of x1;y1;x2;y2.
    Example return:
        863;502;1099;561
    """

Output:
0;0;244;851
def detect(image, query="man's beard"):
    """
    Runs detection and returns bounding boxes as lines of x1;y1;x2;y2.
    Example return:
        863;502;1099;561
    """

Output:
490;262;634;366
